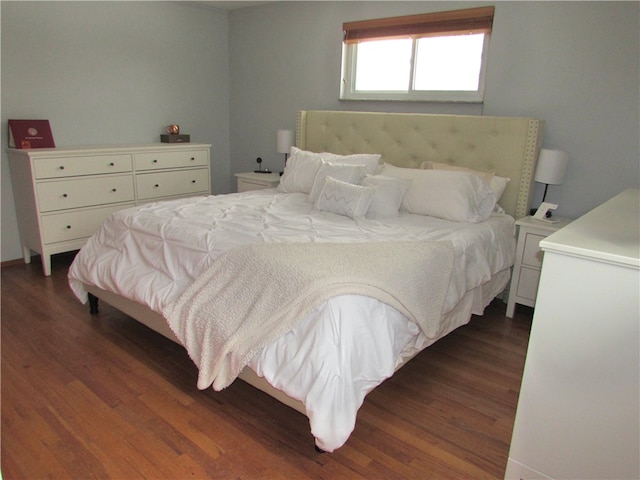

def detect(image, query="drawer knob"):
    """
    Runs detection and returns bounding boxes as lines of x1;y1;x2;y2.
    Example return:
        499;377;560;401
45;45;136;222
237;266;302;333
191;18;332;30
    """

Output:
191;180;196;184
66;225;71;229
152;159;158;163
154;184;159;188
109;162;115;167
190;157;195;161
111;188;117;192
59;166;65;170
62;193;68;198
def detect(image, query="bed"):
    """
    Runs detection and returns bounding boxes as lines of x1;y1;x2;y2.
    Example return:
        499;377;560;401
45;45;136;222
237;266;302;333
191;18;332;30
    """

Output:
68;110;543;452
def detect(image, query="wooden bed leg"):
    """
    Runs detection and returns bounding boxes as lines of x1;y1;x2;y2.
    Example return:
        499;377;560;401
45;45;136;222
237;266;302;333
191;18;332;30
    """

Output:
88;293;99;315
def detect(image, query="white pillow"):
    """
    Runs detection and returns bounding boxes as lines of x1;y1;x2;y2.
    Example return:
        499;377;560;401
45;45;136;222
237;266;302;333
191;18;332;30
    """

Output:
489;175;510;201
314;176;374;219
277;147;323;194
321;152;381;175
362;174;411;218
421;160;510;201
309;161;368;203
380;163;496;223
277;147;381;194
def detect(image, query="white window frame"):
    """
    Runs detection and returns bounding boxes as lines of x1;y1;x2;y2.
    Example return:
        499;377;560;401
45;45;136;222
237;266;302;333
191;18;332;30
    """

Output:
340;8;493;103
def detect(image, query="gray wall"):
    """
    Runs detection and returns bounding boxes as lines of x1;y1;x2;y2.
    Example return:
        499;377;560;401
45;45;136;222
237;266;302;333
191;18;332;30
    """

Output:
229;1;639;216
2;1;639;263
1;1;231;261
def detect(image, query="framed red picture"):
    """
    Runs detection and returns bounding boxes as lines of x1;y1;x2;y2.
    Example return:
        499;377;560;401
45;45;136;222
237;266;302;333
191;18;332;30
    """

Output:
8;119;55;149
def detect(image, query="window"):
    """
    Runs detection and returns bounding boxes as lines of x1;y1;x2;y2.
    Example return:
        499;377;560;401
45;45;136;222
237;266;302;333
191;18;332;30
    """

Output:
340;7;494;103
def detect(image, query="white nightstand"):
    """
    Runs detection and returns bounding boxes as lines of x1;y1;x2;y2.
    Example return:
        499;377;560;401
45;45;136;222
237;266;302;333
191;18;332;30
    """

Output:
506;216;572;317
235;172;280;192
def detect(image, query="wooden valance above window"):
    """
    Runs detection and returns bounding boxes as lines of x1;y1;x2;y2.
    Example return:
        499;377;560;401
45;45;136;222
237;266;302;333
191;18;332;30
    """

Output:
343;6;495;44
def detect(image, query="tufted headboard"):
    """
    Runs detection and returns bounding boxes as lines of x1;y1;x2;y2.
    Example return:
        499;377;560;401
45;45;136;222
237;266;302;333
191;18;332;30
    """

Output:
296;110;544;219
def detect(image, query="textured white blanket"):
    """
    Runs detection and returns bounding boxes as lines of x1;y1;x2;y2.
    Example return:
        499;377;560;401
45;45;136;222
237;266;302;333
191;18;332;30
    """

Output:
162;240;454;391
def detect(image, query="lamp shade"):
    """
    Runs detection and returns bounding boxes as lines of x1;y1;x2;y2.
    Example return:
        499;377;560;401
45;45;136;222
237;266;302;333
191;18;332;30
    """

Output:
277;129;294;154
535;149;569;185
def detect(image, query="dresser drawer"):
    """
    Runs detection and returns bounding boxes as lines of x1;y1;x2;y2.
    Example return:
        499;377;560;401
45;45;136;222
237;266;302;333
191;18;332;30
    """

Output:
134;150;209;171
37;175;135;212
41;204;132;244
516;267;542;302
522;232;546;268
136;168;209;200
34;154;132;179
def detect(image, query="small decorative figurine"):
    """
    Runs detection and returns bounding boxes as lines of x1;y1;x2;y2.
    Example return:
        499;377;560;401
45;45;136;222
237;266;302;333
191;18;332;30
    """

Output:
166;124;180;135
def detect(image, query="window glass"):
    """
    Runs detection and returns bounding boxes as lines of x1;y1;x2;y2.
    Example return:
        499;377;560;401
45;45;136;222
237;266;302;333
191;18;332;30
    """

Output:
414;34;485;91
355;39;412;91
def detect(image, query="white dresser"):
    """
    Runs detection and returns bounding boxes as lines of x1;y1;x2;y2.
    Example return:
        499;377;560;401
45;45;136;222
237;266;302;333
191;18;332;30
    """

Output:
505;189;640;480
8;143;211;275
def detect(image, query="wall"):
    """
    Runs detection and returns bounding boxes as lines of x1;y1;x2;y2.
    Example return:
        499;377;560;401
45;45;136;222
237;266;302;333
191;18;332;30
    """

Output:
1;1;231;262
2;1;639;263
228;1;639;217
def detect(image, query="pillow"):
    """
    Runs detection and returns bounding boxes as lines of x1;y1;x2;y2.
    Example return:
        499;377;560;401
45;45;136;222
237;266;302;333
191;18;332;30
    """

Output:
489;175;510;201
277;147;323;194
308;161;368;203
321;152;381;175
421;160;494;184
313;176;374;219
422;160;510;201
380;163;496;222
362;174;411;218
277;147;381;194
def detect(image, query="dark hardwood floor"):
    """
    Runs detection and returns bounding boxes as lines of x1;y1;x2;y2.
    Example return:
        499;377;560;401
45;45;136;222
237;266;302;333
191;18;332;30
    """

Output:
1;252;532;479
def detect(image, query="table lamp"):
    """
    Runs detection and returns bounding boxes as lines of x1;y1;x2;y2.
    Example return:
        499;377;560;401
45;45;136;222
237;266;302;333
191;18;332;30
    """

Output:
277;129;294;173
531;149;569;216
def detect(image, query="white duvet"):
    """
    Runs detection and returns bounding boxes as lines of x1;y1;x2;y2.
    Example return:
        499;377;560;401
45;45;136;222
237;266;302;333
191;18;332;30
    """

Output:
68;189;516;451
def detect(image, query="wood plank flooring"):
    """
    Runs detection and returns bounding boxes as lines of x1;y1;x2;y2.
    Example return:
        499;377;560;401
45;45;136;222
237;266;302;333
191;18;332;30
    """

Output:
1;252;532;479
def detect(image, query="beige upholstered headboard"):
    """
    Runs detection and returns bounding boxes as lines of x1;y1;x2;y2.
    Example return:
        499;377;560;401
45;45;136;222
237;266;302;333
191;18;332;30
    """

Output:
296;110;544;219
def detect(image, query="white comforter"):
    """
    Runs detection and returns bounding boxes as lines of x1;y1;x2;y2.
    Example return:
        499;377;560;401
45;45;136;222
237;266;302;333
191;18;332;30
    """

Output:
68;189;515;451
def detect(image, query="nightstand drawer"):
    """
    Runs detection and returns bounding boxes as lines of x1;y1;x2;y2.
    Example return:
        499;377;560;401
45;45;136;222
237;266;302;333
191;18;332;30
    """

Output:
37;175;135;212
41;204;132;244
136;168;209;200
522;233;546;268
34;155;132;179
516;266;541;301
134;150;209;171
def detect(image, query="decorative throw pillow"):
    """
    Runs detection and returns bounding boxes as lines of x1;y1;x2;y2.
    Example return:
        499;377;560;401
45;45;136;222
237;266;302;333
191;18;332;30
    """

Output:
362;174;411;218
380;163;497;223
309;160;368;203
314;176;374;219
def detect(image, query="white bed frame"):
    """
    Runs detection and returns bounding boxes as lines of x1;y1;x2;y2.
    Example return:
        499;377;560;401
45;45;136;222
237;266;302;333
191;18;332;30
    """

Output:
86;110;544;421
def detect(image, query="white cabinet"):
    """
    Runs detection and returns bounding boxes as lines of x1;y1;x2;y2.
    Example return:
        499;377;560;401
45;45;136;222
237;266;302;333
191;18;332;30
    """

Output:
8;143;211;275
505;189;640;480
506;216;572;317
235;171;280;192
